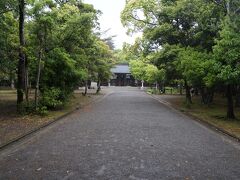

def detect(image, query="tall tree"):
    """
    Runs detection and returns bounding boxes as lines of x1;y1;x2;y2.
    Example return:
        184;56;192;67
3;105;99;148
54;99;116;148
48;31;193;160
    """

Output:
121;0;224;103
17;0;26;109
213;0;240;119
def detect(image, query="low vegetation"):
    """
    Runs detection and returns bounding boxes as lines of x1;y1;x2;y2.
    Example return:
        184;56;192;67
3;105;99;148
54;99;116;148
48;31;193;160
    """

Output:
0;89;103;146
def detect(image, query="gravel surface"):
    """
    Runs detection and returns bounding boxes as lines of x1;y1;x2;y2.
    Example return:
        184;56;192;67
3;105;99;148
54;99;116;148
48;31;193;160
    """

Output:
0;87;240;179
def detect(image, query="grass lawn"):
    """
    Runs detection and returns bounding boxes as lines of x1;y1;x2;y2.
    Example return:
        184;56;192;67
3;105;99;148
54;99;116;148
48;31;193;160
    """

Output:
0;89;103;146
156;94;240;139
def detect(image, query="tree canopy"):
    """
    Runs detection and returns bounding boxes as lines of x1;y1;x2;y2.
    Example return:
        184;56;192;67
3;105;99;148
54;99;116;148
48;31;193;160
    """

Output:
0;0;114;113
121;0;240;119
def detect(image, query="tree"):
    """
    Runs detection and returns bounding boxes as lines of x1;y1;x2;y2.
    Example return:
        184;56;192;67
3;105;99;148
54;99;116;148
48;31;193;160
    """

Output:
41;48;84;101
129;60;146;86
0;12;18;88
145;64;165;89
94;40;113;93
178;47;215;104
150;44;183;93
121;0;225;103
41;1;98;99
27;0;56;108
213;0;240;119
1;0;33;109
113;40;144;64
0;0;113;113
16;0;27;109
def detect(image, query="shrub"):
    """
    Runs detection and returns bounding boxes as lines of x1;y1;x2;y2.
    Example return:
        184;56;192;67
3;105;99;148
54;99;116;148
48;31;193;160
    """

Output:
36;106;48;116
40;87;63;109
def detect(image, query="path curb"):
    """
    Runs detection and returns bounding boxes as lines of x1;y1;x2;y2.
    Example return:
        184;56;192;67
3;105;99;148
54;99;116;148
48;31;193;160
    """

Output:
0;92;111;151
147;93;240;143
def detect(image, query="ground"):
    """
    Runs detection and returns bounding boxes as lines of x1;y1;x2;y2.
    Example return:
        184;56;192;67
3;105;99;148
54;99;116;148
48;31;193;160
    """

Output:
0;87;239;179
0;88;104;146
151;94;240;139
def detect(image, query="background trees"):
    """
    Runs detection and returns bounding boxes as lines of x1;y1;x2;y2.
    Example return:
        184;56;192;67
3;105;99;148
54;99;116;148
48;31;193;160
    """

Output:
0;12;18;88
1;0;240;119
0;0;114;113
213;0;240;119
121;0;240;119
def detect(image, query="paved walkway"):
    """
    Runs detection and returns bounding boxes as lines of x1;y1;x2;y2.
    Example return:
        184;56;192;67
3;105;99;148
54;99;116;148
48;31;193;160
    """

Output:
0;87;240;179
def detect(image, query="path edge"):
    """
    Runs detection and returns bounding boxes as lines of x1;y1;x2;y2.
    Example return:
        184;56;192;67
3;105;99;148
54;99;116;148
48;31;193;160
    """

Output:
147;93;240;143
0;91;112;151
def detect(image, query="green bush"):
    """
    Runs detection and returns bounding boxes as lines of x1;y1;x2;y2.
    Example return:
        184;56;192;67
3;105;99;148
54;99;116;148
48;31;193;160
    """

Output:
17;101;36;115
147;88;161;95
40;87;63;109
36;106;48;116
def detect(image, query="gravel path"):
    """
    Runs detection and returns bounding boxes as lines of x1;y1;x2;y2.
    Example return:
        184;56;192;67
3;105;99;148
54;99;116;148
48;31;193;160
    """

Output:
0;87;240;179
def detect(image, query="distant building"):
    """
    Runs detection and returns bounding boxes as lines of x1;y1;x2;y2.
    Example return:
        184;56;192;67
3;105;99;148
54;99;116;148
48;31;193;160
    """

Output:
110;64;135;86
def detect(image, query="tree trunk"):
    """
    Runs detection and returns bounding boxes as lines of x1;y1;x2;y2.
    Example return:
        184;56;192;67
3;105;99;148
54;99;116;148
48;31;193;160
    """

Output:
179;83;183;95
83;80;88;96
185;80;192;104
200;88;205;104
17;0;26;110
25;57;29;103
96;79;101;94
35;49;42;109
235;86;240;107
200;87;214;105
226;84;235;119
160;82;165;94
208;89;214;104
87;80;91;89
194;88;199;96
10;72;15;89
11;79;15;89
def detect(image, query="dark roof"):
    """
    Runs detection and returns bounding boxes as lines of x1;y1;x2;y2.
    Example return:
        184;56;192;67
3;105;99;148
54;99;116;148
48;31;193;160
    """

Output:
111;64;130;74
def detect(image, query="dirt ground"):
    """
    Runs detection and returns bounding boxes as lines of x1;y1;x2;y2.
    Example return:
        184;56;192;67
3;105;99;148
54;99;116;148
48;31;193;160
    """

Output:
0;88;106;147
153;94;240;139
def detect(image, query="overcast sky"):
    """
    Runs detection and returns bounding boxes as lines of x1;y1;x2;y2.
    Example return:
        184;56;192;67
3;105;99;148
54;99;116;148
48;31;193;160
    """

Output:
84;0;140;49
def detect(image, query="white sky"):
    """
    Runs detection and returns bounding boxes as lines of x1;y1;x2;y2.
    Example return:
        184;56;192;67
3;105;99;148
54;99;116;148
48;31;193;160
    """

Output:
84;0;140;49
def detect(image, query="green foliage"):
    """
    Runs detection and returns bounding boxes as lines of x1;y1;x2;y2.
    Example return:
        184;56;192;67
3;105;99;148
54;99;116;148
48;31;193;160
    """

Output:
145;64;165;84
147;88;160;95
121;0;159;34
129;60;146;81
36;106;48;116
122;0;240;118
122;0;223;49
121;0;225;89
40;87;63;109
16;101;33;115
113;40;147;64
41;48;85;99
94;39;114;82
177;47;214;87
0;0;114;113
129;59;165;84
213;15;240;85
152;44;182;82
0;12;18;82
